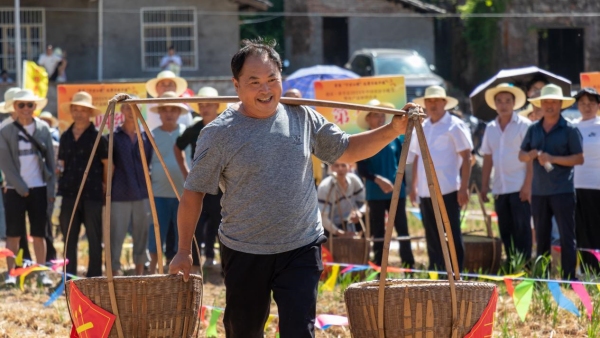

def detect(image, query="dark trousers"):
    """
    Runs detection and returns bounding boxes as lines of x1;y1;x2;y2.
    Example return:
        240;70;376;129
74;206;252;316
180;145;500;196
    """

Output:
575;189;600;273
531;193;577;280
369;198;415;266
420;191;464;271
494;192;532;262
221;236;325;338
59;197;103;277
192;192;222;265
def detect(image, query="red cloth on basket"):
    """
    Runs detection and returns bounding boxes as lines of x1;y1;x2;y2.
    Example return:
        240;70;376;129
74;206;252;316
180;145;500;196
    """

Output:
69;282;116;338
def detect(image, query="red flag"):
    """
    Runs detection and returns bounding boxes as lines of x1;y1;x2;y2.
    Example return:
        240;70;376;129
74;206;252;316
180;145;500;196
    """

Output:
463;287;498;338
504;278;514;297
321;246;334;280
68;282;116;338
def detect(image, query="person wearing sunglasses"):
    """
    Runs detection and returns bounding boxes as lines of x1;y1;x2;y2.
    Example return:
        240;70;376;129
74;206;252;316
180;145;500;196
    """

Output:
0;89;56;286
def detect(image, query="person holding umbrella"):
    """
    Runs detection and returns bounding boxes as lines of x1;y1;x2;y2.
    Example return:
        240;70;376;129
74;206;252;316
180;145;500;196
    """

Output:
479;83;532;263
573;88;600;273
519;84;584;280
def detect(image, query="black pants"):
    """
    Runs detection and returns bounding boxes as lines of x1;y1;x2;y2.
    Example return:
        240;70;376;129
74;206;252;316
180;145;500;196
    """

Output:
192;192;222;265
420;191;464;271
575;189;600;273
221;236;326;338
4;187;47;237
59;197;103;277
369;198;415;266
495;192;532;262
531;193;577;280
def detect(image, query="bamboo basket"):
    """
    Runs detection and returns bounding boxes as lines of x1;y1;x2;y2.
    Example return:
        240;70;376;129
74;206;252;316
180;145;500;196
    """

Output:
463;185;502;273
344;113;497;338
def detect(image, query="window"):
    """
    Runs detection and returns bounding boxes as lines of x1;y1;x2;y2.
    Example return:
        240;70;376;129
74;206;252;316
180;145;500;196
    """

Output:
141;7;197;71
0;8;45;72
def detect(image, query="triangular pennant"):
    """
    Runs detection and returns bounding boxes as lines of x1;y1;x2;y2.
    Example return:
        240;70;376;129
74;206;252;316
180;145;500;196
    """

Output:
205;308;222;338
547;282;579;317
0;248;14;258
504;278;514;297
15;248;24;267
480;272;525;282
571;282;593;320
321;264;339;291
513;280;534;321
464;287;498;337
44;278;65;307
68;282;116;338
366;271;379;281
263;314;276;332
340;265;355;274
428;272;439;280
315;314;349;330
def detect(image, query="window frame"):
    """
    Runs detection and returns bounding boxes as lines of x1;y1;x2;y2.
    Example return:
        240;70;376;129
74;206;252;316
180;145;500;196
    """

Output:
0;7;45;73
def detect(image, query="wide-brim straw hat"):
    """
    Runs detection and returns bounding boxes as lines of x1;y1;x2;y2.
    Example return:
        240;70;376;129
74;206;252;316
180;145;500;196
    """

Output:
11;89;48;111
38;111;58;127
60;91;102;116
356;99;394;130
0;87;22;113
485;83;526;110
146;70;188;98
528;83;575;109
413;85;459;111
149;91;189;115
197;86;226;113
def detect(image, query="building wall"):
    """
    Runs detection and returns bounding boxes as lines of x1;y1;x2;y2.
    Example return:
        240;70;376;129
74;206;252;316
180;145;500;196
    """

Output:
284;0;437;72
501;0;600;75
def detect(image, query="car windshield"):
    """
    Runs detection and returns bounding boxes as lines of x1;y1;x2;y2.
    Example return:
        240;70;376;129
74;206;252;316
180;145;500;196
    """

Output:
373;55;431;75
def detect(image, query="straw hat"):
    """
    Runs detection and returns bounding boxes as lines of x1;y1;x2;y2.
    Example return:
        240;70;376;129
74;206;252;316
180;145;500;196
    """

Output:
518;104;534;118
413;85;458;111
528;84;575;109
356;99;394;130
60;91;101;116
0;87;21;113
11;89;48;111
197;86;226;113
38;111;58;127
149;91;189;115
484;83;526;110
145;70;187;98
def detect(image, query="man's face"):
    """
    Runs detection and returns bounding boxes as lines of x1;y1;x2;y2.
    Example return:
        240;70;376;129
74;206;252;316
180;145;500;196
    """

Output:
527;81;546;98
232;53;282;117
577;94;599;118
70;105;93;123
331;162;349;177
197;103;219;121
158;106;181;126
156;79;177;97
120;104;134;122
13;101;36;121
494;92;515;117
365;112;386;130
540;99;562;117
424;98;447;118
46;46;53;56
168;48;175;56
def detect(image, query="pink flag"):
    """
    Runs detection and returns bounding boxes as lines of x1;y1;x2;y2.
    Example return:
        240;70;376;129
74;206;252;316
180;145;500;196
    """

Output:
315;314;348;329
572;282;593;320
0;248;14;258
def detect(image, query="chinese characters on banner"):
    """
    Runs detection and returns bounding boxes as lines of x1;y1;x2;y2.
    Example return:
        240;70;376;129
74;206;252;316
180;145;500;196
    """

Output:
57;83;147;133
581;72;600;92
314;76;406;134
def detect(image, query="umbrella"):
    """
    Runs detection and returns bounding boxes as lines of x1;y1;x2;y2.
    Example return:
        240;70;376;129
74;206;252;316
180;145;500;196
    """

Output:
283;65;359;99
469;66;571;121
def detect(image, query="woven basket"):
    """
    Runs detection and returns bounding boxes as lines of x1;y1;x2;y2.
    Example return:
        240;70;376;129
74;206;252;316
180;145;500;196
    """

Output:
463;234;502;273
66;274;203;338
330;237;369;264
344;280;496;337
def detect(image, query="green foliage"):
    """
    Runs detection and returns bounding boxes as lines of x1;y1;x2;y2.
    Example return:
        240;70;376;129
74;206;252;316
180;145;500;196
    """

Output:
458;0;509;77
239;0;285;59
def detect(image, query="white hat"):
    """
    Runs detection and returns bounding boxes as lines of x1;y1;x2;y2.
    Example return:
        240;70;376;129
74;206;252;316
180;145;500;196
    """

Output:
485;83;527;110
0;87;21;113
149;91;189;115
38;111;58;127
413;85;458;111
60;91;101;116
146;70;187;98
356;99;394;130
528;84;576;109
12;89;48;111
196;86;226;113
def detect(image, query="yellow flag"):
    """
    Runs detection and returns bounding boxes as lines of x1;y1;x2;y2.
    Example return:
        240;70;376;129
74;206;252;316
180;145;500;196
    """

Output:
428;272;438;280
321;264;339;291
23;60;48;114
264;314;276;332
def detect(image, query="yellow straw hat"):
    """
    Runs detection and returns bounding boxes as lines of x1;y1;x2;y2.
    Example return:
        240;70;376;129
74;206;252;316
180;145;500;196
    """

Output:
484;83;527;110
60;91;101;116
413;85;458;110
146;70;188;98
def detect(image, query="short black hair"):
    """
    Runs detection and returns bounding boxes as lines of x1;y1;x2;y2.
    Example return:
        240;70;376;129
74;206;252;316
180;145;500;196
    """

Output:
230;38;282;80
168;45;175;50
525;74;549;92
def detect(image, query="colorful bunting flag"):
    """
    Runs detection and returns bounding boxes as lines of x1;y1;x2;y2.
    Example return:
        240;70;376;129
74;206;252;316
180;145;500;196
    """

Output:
504;278;514;297
513;280;534;321
408;207;422;221
547;282;579;317
15;248;23;267
205;308;222;338
0;248;14;258
428;272;438;280
315;314;349;329
321;264;339;291
44;279;65;307
366;271;379;281
572;282;593;320
340;265;355;274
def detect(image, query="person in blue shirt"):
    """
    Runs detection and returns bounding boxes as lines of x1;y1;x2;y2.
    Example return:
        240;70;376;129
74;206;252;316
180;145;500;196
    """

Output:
356;100;415;267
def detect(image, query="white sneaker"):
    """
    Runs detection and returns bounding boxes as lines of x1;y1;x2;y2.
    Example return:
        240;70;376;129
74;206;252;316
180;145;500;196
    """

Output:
4;275;16;286
38;272;53;287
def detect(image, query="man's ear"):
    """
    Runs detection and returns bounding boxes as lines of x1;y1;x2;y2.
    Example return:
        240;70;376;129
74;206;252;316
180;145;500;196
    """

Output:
232;77;239;94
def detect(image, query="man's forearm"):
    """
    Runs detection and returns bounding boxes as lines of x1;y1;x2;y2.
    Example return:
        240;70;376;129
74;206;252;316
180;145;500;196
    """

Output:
519;150;533;162
481;155;492;191
177;189;205;253
523;161;533;187
550;153;584;167
337;124;400;163
460;152;472;190
173;144;189;179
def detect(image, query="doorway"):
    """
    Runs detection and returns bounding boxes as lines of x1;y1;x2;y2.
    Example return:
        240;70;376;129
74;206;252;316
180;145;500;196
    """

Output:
538;28;584;84
323;17;348;67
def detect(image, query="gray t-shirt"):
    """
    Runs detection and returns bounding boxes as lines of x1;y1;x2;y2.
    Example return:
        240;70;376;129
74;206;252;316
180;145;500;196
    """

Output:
185;103;349;254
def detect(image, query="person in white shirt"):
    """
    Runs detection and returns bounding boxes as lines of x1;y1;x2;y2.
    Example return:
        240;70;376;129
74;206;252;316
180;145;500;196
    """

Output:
160;46;182;75
480;83;533;263
145;70;192;131
573;88;600;273
409;86;473;271
37;45;62;79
